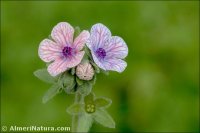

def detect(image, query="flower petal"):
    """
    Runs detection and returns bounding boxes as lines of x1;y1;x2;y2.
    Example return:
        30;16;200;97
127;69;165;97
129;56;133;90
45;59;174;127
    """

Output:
47;58;68;76
47;51;85;76
105;36;128;59
67;51;85;68
51;22;74;46
90;51;106;70
87;23;111;50
38;39;62;62
73;30;90;51
103;58;127;73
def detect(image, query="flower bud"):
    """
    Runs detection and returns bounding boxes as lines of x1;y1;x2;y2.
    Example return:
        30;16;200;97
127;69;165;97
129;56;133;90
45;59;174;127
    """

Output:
76;62;94;80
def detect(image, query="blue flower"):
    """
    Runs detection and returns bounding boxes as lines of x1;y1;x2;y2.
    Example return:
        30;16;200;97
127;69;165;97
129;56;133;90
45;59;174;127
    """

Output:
86;23;128;73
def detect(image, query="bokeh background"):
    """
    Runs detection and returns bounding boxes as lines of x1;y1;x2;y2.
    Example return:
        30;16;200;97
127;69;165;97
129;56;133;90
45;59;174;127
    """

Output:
1;1;199;132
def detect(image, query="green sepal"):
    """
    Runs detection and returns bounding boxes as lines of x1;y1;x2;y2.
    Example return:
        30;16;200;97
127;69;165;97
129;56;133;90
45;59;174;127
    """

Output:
84;46;92;60
77;81;92;96
71;67;75;75
66;103;84;115
76;77;84;86
34;68;56;84
74;26;81;38
81;50;90;64
93;109;115;128
42;83;62;104
61;72;76;94
76;74;96;95
84;93;95;104
94;97;112;108
76;112;93;132
89;74;96;85
90;61;100;74
76;75;96;95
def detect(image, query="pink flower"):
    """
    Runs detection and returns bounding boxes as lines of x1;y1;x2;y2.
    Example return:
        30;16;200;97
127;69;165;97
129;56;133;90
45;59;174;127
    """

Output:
38;22;90;76
86;23;128;73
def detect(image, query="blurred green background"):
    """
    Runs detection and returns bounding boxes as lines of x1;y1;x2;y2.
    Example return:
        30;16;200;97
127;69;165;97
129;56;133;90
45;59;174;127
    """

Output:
1;1;199;132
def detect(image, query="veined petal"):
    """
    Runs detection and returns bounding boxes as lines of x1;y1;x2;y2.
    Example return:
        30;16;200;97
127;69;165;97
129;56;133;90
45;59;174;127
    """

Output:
103;58;127;73
89;23;111;50
47;51;85;76
47;58;68;76
51;22;74;46
91;51;106;70
73;30;90;51
67;51;85;68
105;36;128;59
38;39;62;62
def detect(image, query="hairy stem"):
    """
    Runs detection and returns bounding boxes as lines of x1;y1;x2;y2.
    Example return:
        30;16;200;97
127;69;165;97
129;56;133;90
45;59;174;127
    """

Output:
71;92;83;132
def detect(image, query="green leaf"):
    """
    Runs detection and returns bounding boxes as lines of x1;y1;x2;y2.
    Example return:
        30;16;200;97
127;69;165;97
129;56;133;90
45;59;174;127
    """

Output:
71;67;75;75
84;92;94;104
77;81;92;96
77;113;93;132
42;83;61;104
84;46;92;60
66;103;84;115
61;72;74;86
81;52;90;64
61;72;76;94
34;69;55;84
89;74;96;85
76;77;83;86
93;109;115;128
90;61;100;73
94;97;112;108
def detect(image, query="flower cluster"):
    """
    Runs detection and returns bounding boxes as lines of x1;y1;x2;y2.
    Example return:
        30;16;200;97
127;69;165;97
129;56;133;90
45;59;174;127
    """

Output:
38;22;128;77
34;22;128;132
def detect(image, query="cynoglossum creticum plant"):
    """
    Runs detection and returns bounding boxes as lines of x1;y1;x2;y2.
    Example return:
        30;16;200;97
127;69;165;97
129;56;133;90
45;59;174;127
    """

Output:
34;22;128;132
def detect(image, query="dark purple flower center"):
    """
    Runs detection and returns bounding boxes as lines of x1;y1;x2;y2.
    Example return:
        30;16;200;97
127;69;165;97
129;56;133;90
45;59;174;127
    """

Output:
96;48;106;59
62;46;72;57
